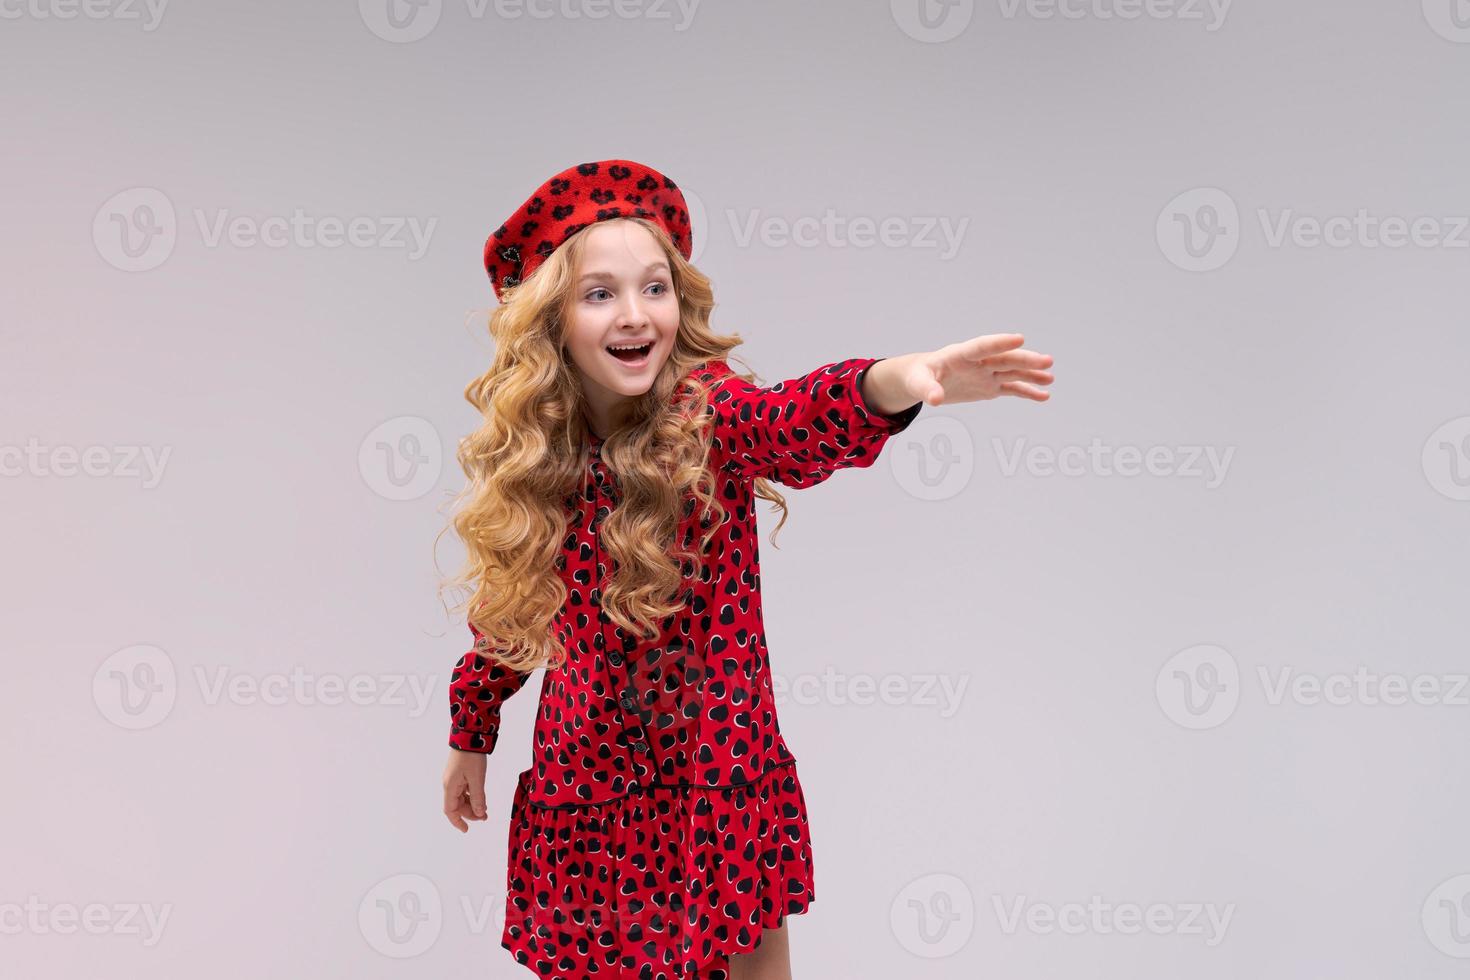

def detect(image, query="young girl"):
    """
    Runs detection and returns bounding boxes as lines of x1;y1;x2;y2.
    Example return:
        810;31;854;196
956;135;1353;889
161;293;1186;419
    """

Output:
439;159;1055;980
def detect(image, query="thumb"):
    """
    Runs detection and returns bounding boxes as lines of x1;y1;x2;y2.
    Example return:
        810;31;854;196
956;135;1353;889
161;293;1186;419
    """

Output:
917;366;943;405
469;781;487;818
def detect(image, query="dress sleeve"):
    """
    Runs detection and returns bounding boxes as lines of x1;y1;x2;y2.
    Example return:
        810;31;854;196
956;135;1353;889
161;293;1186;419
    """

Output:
448;622;534;754
694;357;924;488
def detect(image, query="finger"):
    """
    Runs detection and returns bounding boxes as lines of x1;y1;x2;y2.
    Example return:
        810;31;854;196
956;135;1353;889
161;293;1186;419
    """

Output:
998;380;1051;401
444;779;471;832
445;800;469;833
959;333;1025;361
450;783;487;820
994;369;1054;385
468;783;488;820
982;350;1053;370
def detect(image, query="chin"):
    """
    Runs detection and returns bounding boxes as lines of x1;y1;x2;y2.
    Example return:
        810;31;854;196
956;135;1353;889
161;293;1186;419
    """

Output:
601;373;654;396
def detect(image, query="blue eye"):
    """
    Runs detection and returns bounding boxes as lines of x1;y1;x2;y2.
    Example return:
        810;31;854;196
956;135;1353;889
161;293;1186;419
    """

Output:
586;282;668;303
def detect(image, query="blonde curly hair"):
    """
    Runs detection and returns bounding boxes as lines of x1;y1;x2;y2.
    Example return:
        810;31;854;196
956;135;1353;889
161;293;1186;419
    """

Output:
437;217;792;672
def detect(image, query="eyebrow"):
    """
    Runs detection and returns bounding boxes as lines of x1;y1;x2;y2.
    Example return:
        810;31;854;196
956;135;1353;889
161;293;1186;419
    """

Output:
579;261;670;284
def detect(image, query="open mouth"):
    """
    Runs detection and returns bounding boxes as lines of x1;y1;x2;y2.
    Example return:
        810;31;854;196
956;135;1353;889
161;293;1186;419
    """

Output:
605;341;653;364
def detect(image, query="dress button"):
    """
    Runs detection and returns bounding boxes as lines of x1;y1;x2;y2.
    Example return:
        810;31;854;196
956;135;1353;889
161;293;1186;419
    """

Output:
630;740;649;754
608;652;623;666
619;695;636;711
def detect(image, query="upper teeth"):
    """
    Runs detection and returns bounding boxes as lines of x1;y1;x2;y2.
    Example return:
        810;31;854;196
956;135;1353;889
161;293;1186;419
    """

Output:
609;343;649;350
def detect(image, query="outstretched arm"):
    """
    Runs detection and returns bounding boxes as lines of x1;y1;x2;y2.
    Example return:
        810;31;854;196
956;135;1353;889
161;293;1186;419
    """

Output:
859;334;1055;411
696;357;925;488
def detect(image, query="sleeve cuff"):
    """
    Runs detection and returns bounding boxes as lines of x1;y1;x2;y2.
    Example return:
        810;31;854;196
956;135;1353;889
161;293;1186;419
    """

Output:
449;726;499;754
853;359;923;433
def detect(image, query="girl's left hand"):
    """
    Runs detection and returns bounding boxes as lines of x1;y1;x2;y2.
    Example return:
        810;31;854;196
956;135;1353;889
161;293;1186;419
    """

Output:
904;333;1055;406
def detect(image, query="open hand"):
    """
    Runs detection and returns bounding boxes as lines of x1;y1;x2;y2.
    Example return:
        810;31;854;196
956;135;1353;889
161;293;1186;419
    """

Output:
906;334;1055;406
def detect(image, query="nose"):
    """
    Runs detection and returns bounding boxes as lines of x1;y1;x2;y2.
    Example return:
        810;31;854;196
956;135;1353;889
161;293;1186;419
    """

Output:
616;292;650;329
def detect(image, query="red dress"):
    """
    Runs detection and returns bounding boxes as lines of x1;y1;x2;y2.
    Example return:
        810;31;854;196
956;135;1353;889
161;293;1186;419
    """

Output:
449;357;923;979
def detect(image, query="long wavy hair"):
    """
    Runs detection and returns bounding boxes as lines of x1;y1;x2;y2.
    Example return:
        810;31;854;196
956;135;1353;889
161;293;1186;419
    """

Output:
437;216;793;673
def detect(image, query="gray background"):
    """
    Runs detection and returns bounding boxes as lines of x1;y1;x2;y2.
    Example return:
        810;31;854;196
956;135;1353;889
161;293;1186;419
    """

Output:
3;0;1469;977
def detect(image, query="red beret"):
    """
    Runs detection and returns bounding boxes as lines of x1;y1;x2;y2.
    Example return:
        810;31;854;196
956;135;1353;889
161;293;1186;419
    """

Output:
484;159;693;303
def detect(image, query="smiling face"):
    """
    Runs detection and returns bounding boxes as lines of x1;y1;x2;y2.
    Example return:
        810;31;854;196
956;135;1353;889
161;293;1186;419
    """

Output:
562;220;681;437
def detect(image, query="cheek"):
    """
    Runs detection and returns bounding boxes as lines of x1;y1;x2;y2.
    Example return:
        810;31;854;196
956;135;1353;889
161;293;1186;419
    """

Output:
567;311;606;351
